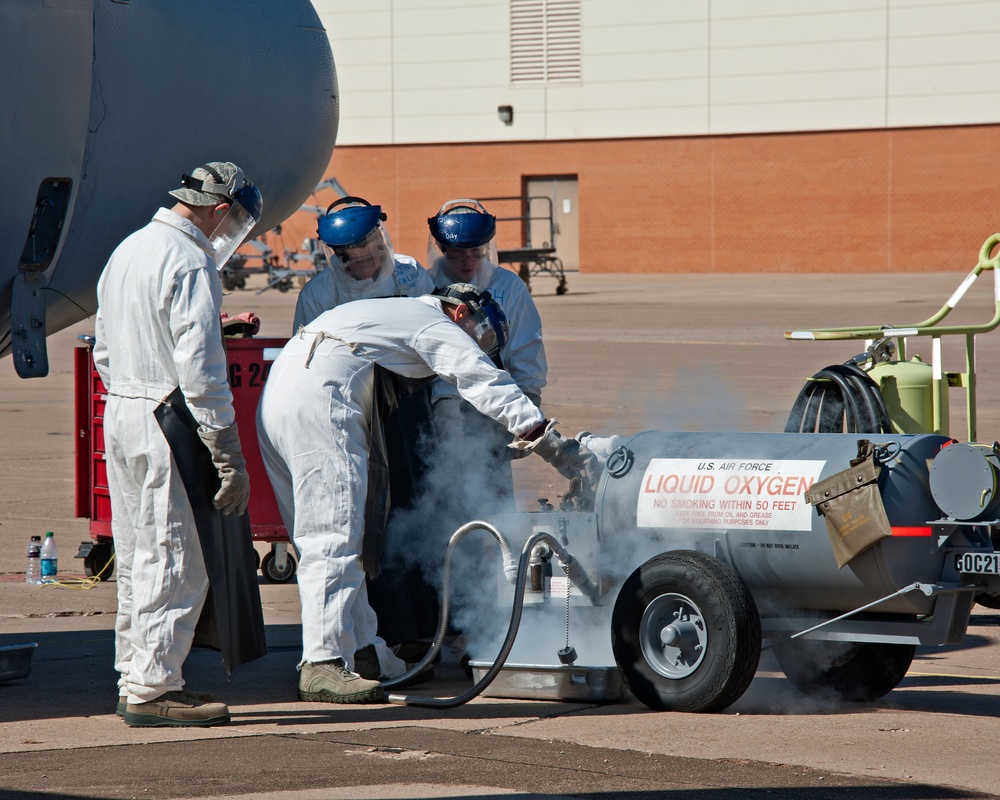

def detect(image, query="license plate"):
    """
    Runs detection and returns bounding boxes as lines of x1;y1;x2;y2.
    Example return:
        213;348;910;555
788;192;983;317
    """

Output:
957;552;1000;575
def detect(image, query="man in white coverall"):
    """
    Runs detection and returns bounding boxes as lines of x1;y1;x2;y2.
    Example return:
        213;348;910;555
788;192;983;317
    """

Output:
93;162;262;727
294;196;438;665
426;200;547;505
256;283;596;703
292;196;434;331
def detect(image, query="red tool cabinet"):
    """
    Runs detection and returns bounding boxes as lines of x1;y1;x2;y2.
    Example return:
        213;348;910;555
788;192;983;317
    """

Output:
73;337;298;582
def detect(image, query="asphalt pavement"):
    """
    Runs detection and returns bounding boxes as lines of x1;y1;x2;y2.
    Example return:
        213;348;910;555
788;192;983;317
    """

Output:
3;268;1000;800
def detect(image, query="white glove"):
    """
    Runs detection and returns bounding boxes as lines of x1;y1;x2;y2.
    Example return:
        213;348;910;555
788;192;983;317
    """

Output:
198;424;250;515
512;419;599;482
575;431;625;462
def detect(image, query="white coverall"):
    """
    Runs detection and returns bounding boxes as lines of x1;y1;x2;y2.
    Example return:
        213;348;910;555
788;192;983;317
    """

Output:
292;255;434;332
256;296;544;677
93;208;235;704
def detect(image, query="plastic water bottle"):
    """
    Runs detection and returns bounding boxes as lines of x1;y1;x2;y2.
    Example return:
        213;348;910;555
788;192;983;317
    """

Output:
40;531;58;583
25;536;42;585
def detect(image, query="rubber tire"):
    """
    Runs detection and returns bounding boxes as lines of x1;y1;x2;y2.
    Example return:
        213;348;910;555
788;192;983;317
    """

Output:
611;551;761;713
773;639;915;703
261;549;297;583
83;542;116;581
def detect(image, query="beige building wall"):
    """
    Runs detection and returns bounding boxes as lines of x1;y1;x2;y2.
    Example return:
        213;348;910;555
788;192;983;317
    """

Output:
286;1;1000;274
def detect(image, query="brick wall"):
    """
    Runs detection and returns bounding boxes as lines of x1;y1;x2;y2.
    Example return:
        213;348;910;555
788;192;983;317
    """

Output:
275;124;1000;274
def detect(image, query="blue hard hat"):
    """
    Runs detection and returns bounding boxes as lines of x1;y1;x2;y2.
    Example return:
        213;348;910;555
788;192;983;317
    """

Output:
231;179;262;224
428;202;497;249
317;196;387;249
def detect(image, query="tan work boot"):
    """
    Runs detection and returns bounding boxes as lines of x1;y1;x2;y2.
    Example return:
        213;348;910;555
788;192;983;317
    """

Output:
123;690;230;727
298;659;384;704
117;689;214;717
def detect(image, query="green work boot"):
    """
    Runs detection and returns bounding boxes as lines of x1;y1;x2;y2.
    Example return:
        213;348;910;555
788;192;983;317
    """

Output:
298;659;384;704
117;689;214;717
123;691;230;727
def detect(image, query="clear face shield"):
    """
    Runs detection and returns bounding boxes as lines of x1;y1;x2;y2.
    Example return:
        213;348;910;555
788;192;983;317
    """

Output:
208;201;258;269
458;308;503;359
427;200;499;285
434;284;509;364
430;239;499;284
190;167;263;269
322;226;394;282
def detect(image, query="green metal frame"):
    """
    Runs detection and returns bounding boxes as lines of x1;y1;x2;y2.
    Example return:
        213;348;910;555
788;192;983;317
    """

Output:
785;234;1000;441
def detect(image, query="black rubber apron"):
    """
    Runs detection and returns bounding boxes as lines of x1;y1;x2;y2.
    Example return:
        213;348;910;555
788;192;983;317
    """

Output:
154;388;268;677
362;367;434;579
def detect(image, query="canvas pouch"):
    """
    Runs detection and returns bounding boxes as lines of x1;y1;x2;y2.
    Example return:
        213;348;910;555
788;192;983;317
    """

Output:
805;438;892;568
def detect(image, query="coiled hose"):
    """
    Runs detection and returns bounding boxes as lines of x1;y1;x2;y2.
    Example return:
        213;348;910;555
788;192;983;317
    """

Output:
784;362;892;434
384;520;599;708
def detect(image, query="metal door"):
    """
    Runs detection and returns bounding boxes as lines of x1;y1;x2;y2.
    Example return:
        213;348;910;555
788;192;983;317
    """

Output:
526;176;579;270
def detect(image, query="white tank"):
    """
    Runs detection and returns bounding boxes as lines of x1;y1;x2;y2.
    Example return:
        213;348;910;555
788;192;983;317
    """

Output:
596;431;955;615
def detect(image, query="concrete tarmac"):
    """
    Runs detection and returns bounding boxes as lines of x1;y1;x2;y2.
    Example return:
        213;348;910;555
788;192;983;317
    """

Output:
3;267;1000;799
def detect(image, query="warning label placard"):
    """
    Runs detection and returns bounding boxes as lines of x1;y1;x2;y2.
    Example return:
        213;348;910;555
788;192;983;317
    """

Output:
636;458;825;531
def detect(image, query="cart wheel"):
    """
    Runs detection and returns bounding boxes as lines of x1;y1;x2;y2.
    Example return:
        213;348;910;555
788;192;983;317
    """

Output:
773;638;915;702
83;542;116;581
261;549;297;583
252;547;261;572
611;550;761;712
556;279;568;296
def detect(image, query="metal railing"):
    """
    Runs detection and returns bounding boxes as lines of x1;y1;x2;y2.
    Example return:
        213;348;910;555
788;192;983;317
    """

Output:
785;234;1000;440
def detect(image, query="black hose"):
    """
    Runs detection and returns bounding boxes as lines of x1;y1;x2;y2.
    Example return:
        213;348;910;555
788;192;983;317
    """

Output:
385;527;596;708
785;362;892;434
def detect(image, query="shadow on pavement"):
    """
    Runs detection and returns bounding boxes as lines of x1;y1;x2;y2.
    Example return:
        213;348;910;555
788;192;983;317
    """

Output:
0;624;642;726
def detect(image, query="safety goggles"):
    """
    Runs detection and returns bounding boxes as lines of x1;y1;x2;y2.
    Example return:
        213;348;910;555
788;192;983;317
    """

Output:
444;246;488;261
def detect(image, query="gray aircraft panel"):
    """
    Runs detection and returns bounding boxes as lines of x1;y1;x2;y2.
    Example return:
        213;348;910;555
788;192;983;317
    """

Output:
0;0;338;375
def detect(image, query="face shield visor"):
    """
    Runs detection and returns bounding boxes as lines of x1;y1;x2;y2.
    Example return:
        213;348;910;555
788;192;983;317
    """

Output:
427;201;498;284
317;199;395;283
458;306;507;360
208;200;259;269
321;227;394;282
185;167;263;269
434;284;509;364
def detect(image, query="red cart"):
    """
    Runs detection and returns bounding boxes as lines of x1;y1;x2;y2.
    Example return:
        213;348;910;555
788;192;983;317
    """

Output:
73;336;297;582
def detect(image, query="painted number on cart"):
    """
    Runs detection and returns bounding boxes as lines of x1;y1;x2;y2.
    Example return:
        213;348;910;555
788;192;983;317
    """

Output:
957;552;1000;575
229;361;271;388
